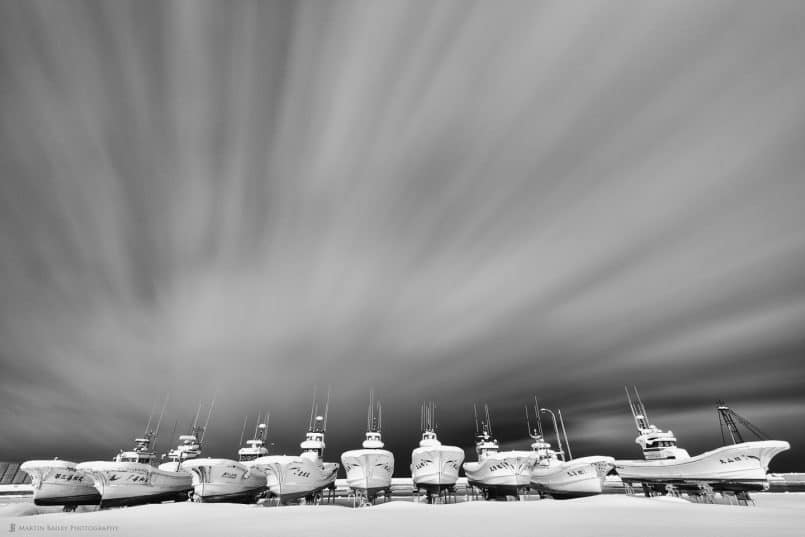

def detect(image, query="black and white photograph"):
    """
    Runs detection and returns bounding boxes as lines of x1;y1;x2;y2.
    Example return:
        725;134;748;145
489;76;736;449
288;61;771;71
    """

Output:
1;1;804;535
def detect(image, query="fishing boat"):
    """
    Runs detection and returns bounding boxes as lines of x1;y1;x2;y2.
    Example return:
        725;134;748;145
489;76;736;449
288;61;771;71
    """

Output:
527;401;614;498
340;391;395;504
157;426;204;472
77;433;193;507
251;391;339;504
410;401;465;503
181;413;269;503
77;399;210;507
462;404;536;500
19;459;100;510
614;387;790;495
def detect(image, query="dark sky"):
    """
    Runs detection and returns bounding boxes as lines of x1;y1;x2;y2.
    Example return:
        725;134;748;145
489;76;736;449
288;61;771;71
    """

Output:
1;0;804;474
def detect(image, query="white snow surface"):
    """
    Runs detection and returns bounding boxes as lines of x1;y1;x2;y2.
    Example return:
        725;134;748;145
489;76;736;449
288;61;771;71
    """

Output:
1;494;803;537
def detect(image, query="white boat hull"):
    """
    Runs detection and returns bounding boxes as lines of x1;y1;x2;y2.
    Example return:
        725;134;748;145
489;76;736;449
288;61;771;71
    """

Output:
179;459;267;503
340;449;394;497
531;456;615;498
615;440;790;490
463;451;536;495
411;446;465;491
20;460;100;507
251;455;339;503
76;461;193;507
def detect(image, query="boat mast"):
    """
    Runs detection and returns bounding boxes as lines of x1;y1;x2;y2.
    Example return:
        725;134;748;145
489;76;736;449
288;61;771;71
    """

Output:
534;397;543;437
186;400;205;443
422;401;437;432
367;390;373;432
524;405;531;436
162;419;177;454
540;407;565;461
525;404;541;440
308;386;318;431
420;402;424;432
144;400;157;436
239;415;248;448
253;413;262;439
191;401;202;431
717;401;769;445
626;386;651;431
323;386;331;432
151;394;169;451
368;389;376;432
200;395;216;443
633;386;650;424
558;409;573;460
718;401;742;444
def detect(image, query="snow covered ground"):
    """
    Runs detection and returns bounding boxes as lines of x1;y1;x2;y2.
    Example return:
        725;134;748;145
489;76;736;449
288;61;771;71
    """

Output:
1;494;803;537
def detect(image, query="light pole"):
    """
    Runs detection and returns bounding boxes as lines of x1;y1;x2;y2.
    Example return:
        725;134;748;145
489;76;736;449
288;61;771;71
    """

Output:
540;408;565;461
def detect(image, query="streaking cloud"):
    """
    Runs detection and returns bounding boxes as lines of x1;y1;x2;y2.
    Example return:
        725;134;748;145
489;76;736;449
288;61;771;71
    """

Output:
0;0;804;470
